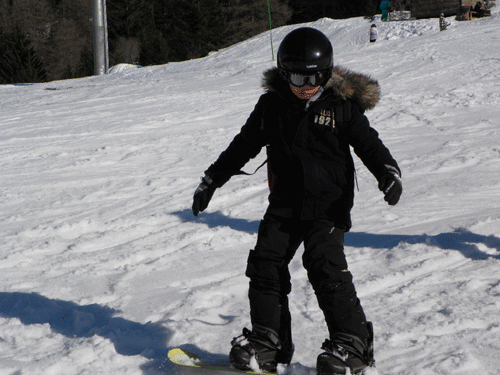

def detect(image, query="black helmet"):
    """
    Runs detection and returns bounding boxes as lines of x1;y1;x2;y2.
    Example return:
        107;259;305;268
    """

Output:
277;27;333;74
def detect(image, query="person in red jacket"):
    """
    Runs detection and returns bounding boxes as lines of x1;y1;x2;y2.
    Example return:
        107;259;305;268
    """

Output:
192;27;402;375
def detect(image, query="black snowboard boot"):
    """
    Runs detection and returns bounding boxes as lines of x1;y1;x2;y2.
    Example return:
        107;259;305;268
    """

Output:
229;325;294;373
317;322;375;375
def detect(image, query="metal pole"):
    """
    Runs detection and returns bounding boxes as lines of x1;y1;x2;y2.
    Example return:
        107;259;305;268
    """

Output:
93;0;109;75
103;0;109;72
267;0;274;61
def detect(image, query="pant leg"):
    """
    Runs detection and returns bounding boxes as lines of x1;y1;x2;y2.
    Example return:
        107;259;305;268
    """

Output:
245;207;302;347
302;222;369;341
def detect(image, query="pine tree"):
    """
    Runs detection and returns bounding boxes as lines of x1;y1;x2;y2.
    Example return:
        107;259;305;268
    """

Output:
74;46;94;78
43;0;92;81
106;0;141;65
138;25;170;66
0;0;92;82
132;0;226;66
0;27;47;84
222;0;291;49
287;0;380;22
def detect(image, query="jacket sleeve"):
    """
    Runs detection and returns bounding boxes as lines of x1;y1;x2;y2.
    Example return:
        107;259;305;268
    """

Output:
346;101;401;182
204;95;269;187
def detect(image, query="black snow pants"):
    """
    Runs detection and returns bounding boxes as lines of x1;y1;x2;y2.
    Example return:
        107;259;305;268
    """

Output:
245;205;369;349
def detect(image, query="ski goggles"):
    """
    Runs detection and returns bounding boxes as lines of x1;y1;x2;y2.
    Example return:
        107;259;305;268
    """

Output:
284;70;329;88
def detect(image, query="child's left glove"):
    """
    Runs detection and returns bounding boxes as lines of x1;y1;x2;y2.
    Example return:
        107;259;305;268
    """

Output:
378;165;402;206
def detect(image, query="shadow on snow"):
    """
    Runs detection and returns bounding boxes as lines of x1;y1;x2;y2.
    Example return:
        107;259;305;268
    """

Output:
344;228;500;260
0;292;228;374
174;209;500;260
173;209;260;235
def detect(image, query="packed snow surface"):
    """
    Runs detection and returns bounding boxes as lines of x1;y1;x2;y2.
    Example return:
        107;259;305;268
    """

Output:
1;12;500;375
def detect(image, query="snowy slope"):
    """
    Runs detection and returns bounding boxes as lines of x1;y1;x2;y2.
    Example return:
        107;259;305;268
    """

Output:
1;11;500;375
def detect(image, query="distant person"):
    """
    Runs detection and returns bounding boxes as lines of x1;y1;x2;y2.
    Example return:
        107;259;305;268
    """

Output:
192;27;402;375
472;1;485;17
439;13;450;31
380;0;390;21
370;24;378;42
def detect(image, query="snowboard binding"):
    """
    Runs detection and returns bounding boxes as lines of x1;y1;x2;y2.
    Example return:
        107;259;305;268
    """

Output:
317;322;375;375
229;325;294;373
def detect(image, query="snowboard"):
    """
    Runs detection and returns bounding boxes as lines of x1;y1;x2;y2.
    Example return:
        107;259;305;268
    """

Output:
167;348;269;374
168;347;374;375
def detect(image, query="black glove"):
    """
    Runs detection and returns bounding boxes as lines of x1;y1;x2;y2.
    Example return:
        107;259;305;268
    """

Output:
192;175;216;216
378;165;402;206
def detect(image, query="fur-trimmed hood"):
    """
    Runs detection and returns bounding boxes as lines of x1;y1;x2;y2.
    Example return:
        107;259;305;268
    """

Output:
262;66;381;111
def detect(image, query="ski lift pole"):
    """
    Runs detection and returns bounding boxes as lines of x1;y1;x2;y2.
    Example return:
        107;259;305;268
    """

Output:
93;0;109;75
267;0;274;61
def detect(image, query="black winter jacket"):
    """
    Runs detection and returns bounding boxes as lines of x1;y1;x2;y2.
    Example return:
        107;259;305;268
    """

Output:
205;66;400;230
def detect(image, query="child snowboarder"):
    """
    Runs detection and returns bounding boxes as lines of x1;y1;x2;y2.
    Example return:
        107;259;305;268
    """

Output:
192;27;402;375
439;13;451;31
370;24;378;43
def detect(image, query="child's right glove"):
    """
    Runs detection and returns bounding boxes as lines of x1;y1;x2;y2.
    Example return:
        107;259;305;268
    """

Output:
378;165;402;206
192;174;216;216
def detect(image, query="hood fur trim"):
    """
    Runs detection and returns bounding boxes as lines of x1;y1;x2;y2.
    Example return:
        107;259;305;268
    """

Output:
262;66;380;111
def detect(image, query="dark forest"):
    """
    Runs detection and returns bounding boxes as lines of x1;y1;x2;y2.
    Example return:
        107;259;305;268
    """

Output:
0;0;382;83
